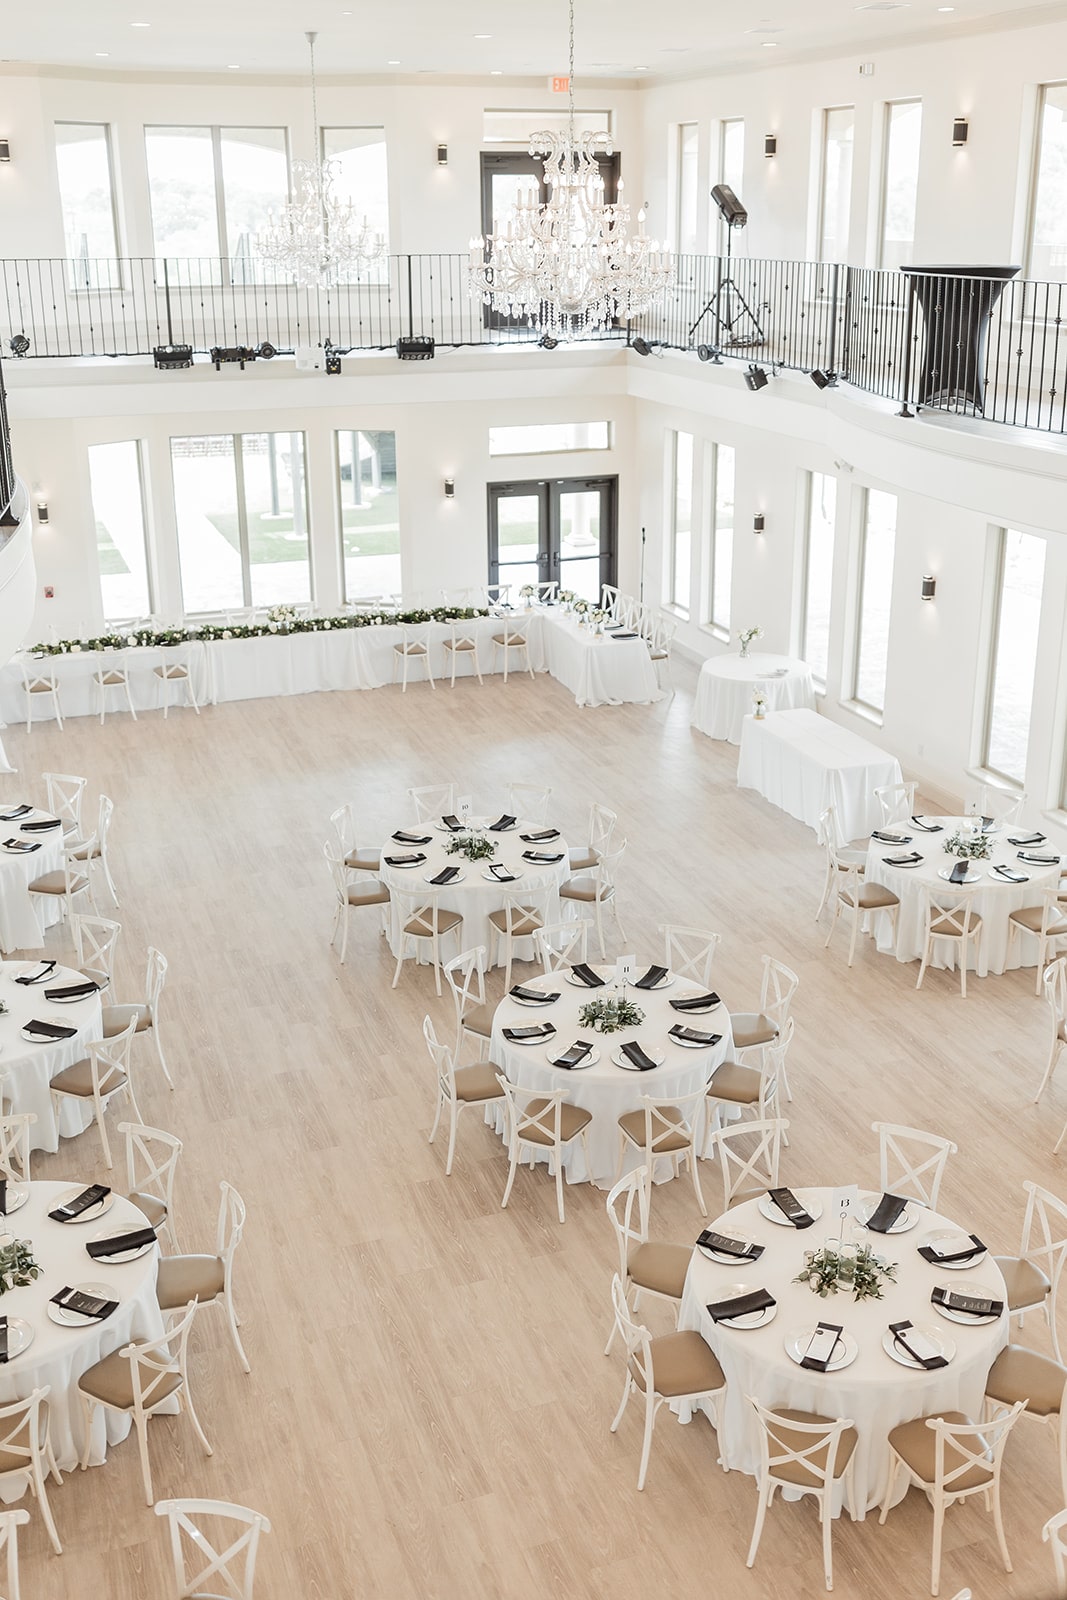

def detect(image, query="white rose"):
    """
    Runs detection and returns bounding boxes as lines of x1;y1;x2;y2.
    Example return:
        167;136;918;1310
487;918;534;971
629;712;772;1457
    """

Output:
71;643;82;653
222;630;232;640
323;620;331;630
126;634;137;646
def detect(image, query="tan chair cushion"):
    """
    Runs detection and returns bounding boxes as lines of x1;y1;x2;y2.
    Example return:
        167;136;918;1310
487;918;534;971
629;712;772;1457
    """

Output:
345;849;381;871
628;1241;691;1300
1010;905;1067;935
706;1060;762;1105
404;907;462;936
763;1409;859;1487
487;907;543;938
102;1003;150;1037
0;1432;34;1476
396;643;427;655
731;1013;778;1050
887;1411;992;1490
520;1098;592;1146
50;1057;127;1098
154;664;188;679
568;847;598;871
841;882;900;910
129;1190;167;1229
27;870;89;896
444;639;476;652
985;1344;1067;1416
453;1062;505;1103
493;634;527;648
96;671;127;686
930;912;983;938
993;1254;1051;1309
559;877;612;904
633;1330;724;1399
78;1347;183;1410
618;1105;690;1153
27;682;56;694
68;841;100;862
156;1254;225;1311
461;1003;494;1039
348;885;391;908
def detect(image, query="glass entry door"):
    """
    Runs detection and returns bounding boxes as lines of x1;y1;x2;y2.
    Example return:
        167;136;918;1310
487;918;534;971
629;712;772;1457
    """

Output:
488;477;616;603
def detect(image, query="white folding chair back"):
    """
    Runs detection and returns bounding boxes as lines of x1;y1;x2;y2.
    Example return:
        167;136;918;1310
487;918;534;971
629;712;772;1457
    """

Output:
155;1498;272;1600
759;956;799;1028
747;1398;858;1590
561;839;628;957
391;891;463;996
51;1013;140;1169
71;912;121;991
872;1121;957;1208
485;582;511;607
154;649;200;717
487;893;544;993
329;803;355;859
491;619;534;682
0;1115;35;1184
20;662;63;732
534;919;592;974
119;1121;182;1251
916;890;983;997
0;1509;29;1600
601;583;621;617
659;925;720;988
443;621;483;687
407;784;456;823
874;781;917;827
442;946;489;1062
70;794;119;908
1044;1507;1067;1600
495;1075;591;1223
976;782;1026;827
504;783;552;824
324;843;390;964
392;622;436;691
42;772;85;837
92;650;138;722
704;1117;787;1210
618;1087;710;1215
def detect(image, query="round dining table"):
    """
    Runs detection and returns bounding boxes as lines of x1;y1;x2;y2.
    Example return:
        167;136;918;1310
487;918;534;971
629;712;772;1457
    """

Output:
692;653;815;744
679;1185;1008;1514
862;815;1061;975
0;807;66;954
379;815;570;967
0;961;104;1151
490;962;732;1185
0;1180;165;1484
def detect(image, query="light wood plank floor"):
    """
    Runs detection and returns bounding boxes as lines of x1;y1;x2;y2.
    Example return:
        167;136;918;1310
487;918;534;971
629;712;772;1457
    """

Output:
4;665;1062;1599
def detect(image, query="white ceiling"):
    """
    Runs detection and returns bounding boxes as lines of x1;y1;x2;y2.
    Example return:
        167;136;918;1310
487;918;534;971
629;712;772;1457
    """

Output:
3;0;1066;79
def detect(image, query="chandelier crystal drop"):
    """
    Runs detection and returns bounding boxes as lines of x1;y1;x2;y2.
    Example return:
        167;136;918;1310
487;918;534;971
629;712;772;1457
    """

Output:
257;32;386;288
468;0;673;338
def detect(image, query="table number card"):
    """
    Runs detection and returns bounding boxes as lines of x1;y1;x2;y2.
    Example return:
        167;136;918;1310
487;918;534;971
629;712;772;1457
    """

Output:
832;1184;858;1222
615;954;636;987
457;795;473;821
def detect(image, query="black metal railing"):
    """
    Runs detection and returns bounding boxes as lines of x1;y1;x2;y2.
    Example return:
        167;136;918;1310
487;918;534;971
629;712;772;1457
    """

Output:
0;360;15;527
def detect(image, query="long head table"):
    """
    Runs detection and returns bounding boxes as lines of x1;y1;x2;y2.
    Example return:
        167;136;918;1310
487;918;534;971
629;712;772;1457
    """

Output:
737;708;903;841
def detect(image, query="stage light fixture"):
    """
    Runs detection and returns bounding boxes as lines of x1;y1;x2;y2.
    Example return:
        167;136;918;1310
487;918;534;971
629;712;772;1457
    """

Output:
538;334;559;350
256;341;277;360
153;344;193;370
210;345;256;371
711;183;748;228
396;336;435;361
696;344;722;364
8;334;29;358
744;365;769;391
809;368;838;389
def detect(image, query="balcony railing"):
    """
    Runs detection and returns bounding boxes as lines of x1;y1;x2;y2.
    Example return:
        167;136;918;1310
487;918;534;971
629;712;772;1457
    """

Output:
1;253;1066;436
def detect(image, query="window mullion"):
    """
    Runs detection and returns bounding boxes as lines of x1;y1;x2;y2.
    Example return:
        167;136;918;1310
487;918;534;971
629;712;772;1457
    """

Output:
233;436;252;607
212;126;227;264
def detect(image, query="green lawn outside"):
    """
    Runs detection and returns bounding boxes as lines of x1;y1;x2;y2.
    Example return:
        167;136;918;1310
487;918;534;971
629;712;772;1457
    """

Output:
95;520;130;576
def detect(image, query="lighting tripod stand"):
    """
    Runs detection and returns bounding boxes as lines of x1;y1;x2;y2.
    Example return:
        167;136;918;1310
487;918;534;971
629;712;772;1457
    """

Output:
687;184;766;355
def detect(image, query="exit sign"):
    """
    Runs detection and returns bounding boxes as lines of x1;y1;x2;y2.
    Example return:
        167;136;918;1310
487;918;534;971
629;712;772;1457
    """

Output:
549;75;570;93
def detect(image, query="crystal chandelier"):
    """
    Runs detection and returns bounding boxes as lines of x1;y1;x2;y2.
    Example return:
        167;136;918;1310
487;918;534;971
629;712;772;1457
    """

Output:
257;32;386;288
468;0;673;338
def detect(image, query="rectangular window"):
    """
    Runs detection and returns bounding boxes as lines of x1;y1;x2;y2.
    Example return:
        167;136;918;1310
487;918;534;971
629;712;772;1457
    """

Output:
88;441;153;622
714;119;744;251
172;432;310;615
321;128;390;280
801;471;836;689
337;430;400;602
706;443;735;635
880;100;922;271
852;488;896;715
985;528;1046;785
483;109;613;144
669;431;694;614
488;421;611;455
145;125;288;272
1030;84;1067;281
675;123;700;254
820;107;855;263
55;123;120;287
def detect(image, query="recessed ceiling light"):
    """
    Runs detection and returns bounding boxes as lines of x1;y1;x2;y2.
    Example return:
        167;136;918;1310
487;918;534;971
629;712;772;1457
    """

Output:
227;63;240;69
762;40;779;46
387;59;400;64
490;69;503;74
95;51;110;57
937;5;955;9
854;1;910;10
473;34;492;39
130;20;150;26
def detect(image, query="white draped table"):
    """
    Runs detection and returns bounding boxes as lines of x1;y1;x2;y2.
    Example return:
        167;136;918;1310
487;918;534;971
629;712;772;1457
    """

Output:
535;613;663;709
693;653;815;744
680;1186;1007;1514
0;811;64;953
490;964;732;1185
863;816;1061;975
737;708;902;840
0;961;103;1150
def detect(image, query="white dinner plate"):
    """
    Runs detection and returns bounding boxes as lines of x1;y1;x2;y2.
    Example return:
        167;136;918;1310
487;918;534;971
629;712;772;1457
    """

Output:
785;1326;859;1372
632;973;675;992
423;869;466;886
390;834;432;847
12;963;56;985
510;991;560;1008
882;1326;956;1369
0;1183;29;1217
43;988;100;1004
46;1282;115;1328
931;1282;1002;1326
710;1284;777;1330
668;1029;720;1050
611;1046;666;1071
433;819;478;833
502;1025;556;1047
757;1190;825;1227
921;1230;988;1269
565;968;610;989
856;1195;921;1234
50;1185;115;1224
1;844;39;856
89;1225;156;1264
937;865;983;885
482;867;523;883
385;857;426;870
0;1318;34;1361
698;1237;760;1266
546;1045;601;1069
20;1022;77;1044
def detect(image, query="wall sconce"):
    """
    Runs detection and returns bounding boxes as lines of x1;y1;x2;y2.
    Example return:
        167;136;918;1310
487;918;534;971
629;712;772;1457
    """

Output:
436;143;448;166
753;512;765;535
764;134;777;158
35;500;49;525
952;117;968;147
921;574;936;601
444;478;455;500
0;140;10;164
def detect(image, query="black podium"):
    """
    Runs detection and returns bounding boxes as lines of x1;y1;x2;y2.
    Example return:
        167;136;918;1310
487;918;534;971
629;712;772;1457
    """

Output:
901;265;1019;415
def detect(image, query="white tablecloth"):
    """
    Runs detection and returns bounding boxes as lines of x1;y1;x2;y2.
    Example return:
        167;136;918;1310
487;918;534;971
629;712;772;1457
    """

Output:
693;654;815;744
737;709;903;840
863;816;1061;976
0;811;64;953
0;1181;165;1479
679;1186;1007;1514
535;614;663;709
380;818;569;966
490;965;732;1184
4;647;206;722
0;962;103;1150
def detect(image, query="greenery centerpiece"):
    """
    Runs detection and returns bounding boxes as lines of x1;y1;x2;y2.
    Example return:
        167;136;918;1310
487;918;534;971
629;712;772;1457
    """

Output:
572;598;591;626
519;584;537;608
445;832;496;864
28;606;490;657
578;996;646;1034
943;828;993;861
737;625;763;659
794;1243;897;1303
0;1237;40;1295
266;604;297;631
752;689;768;719
590;607;608;636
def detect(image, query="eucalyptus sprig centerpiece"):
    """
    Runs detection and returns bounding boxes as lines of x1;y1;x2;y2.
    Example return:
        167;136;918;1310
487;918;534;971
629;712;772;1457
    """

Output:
0;1237;40;1296
794;1243;897;1303
445;831;497;864
578;996;646;1034
943;828;992;861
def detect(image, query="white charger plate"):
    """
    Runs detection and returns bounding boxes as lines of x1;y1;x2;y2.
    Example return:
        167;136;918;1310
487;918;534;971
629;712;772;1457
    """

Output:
510;991;560;1008
668;1029;720;1050
20;1021;77;1044
709;1284;777;1330
938;865;983;884
423;869;466;886
47;1281;115;1328
565;968;609;989
502;1025;556;1047
921;1230;988;1269
1;844;39;856
89;1225;156;1264
0;1183;30;1217
785;1326;859;1372
433;819;477;833
43;988;100;1005
385;857;426;870
611;1046;665;1071
12;963;56;985
50;1185;114;1224
758;1190;825;1227
391;834;432;847
0;1318;34;1361
856;1195;921;1234
482;867;523;883
931;1283;1002;1326
882;1325;956;1369
698;1237;760;1266
547;1044;600;1069
632;973;675;992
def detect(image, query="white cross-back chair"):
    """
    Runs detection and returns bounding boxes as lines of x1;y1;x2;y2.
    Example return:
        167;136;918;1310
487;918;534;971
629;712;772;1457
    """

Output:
559;839;627;957
659;925;720;989
42;772;85;838
504;783;552;824
92;650;138;722
1008;887;1067;997
648;617;677;697
534;918;592;975
601;583;621;618
50;1014;140;1169
0;1390;61;1555
156;1181;251;1374
874;781;917;827
916;891;983;998
603;1165;691;1354
879;1402;1026;1597
154;650;200;717
1038;957;1067;1105
443;620;483;687
424;1015;503;1177
491;619;534;682
733;956;800;1094
705;1020;792;1146
747;1398;859;1592
0;1114;34;1184
71;912;121;992
495;1075;592;1224
608;1275;726;1490
487;894;544;995
485;582;511;608
69;793;119;908
407;784;456;824
102;945;174;1089
569;802;617;873
19;661;63;733
442;946;492;1063
0;1509;29;1600
872;1121;958;1209
391;893;463;996
392;621;436;690
815;804;867;920
703;1117;788;1212
616;1087;710;1216
328;804;380;875
984;1344;1067;1506
1044;1508;1067;1600
994;1180;1067;1361
155;1499;272;1600
119;1121;182;1251
27;854;92;926
324;843;390;964
975;781;1027;827
824;857;900;966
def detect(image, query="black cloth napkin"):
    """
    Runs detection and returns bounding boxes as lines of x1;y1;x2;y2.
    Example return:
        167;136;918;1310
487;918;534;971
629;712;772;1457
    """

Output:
44;980;100;1001
911;816;944;832
553;1040;593;1069
570;963;605;988
633;964;669;991
86;1226;158;1260
0;806;32;821
520;828;560;843
1019;851;1061;864
696;1229;764;1262
931;1285;1004;1318
49;1286;119;1321
20;818;61;833
488;815;517;833
48;1184;111;1221
707;1287;776;1323
522;850;564;864
865;1193;909;1234
0;1316;9;1363
800;1321;845;1372
884;852;924;866
3;839;39;853
510;984;560;1004
671;1024;722;1046
502;1023;556;1043
14;961;56;986
620;1041;659;1072
979;815;996;831
23;1019;77;1040
384;853;426;867
440;814;463;832
392;830;431;845
768;1187;816;1228
428;865;461;886
670;991;721;1012
992;864;1029;883
0;1179;8;1217
889;1320;948;1369
1008;832;1046;847
918;1233;986;1265
610;631;640;640
948;859;971;884
872;830;912;845
488;863;519;882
